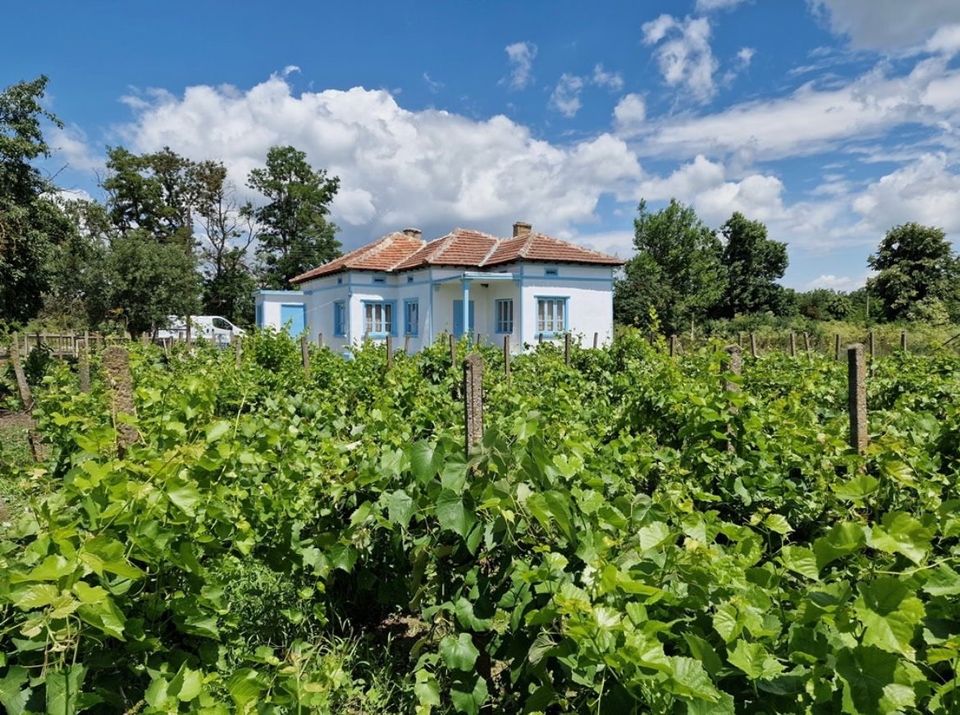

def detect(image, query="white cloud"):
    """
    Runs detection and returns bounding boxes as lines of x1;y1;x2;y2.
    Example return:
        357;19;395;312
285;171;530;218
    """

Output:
642;15;718;102
696;0;749;11
805;274;866;291
48;125;104;172
613;93;646;132
737;47;755;66
637;57;960;159
118;73;643;246
592;64;624;91
927;25;960;57
809;0;960;50
504;42;537;90
549;74;585;117
422;72;443;94
852;153;960;232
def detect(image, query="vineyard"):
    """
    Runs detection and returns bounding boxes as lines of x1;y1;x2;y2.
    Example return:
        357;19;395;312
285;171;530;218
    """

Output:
1;330;959;714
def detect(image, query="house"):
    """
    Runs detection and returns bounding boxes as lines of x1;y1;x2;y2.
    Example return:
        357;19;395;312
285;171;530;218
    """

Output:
254;222;623;352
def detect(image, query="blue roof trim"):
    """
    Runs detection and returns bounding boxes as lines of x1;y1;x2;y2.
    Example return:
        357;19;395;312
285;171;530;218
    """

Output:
255;289;305;297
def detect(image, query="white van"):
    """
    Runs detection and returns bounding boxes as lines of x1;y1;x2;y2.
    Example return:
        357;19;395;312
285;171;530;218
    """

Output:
157;316;246;346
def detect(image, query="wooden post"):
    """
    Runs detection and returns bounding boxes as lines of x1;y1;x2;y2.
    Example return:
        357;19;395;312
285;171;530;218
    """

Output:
300;334;310;374
385;335;393;371
564;332;572;366
834;334;841;361
78;341;91;393
669;335;678;358
900;330;907;353
593;332;599;349
803;332;811;353
103;346;139;454
463;353;484;458
749;332;758;359
847;344;868;454
503;335;511;381
9;335;33;409
868;330;875;361
789;332;796;357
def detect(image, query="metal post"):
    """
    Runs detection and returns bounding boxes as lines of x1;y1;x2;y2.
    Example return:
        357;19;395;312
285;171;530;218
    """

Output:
463;353;484;458
848;344;868;454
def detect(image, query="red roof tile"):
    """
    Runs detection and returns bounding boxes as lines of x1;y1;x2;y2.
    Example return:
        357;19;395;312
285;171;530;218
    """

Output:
290;226;623;283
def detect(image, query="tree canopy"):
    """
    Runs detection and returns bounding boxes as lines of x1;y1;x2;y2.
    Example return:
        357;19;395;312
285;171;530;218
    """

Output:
718;212;789;317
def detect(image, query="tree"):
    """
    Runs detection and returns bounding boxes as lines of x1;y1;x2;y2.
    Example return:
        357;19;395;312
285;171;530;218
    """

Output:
0;76;71;324
247;145;341;288
87;231;201;335
867;222;960;322
614;200;724;335
718;212;789;317
795;289;851;321
193;162;257;324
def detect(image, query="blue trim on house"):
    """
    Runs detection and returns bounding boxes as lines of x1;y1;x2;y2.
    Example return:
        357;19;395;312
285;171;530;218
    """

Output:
534;295;569;338
404;299;419;336
360;299;399;338
494;298;514;334
333;300;346;337
255;289;305;297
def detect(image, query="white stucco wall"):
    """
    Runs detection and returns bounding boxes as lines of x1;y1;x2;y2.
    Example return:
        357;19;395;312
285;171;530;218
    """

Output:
285;261;615;353
255;291;305;331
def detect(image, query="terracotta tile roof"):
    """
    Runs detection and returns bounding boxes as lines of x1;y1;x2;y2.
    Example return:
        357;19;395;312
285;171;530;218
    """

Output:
291;226;623;283
290;232;426;283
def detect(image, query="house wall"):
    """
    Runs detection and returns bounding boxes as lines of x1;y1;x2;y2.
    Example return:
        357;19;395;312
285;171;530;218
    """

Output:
516;263;616;347
255;291;306;331
290;261;615;353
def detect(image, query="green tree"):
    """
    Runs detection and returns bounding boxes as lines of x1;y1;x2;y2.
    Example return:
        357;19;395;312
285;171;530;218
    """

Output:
795;289;851;321
247;145;341;288
718;212;789;317
87;231;201;335
614;199;724;335
867;223;959;322
0;75;71;324
194;162;257;324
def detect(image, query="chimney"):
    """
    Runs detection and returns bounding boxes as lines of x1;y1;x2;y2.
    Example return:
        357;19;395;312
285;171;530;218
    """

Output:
513;221;532;237
402;227;422;239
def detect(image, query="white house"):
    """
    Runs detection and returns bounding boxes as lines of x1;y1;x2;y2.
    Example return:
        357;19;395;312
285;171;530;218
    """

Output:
254;222;623;352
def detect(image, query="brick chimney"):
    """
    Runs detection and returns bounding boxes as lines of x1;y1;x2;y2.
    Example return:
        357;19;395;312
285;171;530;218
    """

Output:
402;228;422;239
513;221;532;237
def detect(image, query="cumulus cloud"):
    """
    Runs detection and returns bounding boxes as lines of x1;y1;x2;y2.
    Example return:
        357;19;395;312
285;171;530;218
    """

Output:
927;25;960;57
613;93;646;133
736;47;755;66
549;74;585;117
504;42;537;90
809;0;960;50
852;153;960;232
117;74;643;247
48;125;104;172
592;64;624;91
642;15;718;102
637;56;960;160
806;274;866;291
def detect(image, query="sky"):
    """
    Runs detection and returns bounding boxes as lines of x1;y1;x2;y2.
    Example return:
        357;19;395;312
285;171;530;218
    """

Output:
6;0;960;291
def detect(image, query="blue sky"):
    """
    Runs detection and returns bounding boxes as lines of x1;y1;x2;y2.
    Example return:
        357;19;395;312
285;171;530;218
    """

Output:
6;0;960;290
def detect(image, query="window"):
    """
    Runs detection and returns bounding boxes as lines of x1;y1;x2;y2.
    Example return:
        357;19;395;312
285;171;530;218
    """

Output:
536;297;567;335
404;300;419;336
337;276;343;285
407;275;414;284
333;301;346;337
373;276;386;284
363;301;394;336
544;267;559;277
495;299;514;334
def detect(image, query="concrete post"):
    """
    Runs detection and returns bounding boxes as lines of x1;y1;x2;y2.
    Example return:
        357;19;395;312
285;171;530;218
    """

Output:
789;332;797;357
724;345;742;396
318;332;324;348
386;335;393;371
10;335;33;409
847;344;868;454
803;332;811;353
449;333;457;369
234;337;242;368
463;353;484;457
834;334;841;361
750;332;758;359
301;335;310;375
593;332;599;349
103;346;139;454
564;332;572;365
79;341;91;393
900;330;907;353
868;330;875;361
503;334;511;381
669;335;678;358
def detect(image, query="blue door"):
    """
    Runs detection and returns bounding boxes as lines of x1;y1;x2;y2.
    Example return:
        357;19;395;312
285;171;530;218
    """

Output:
453;300;475;337
280;303;306;335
